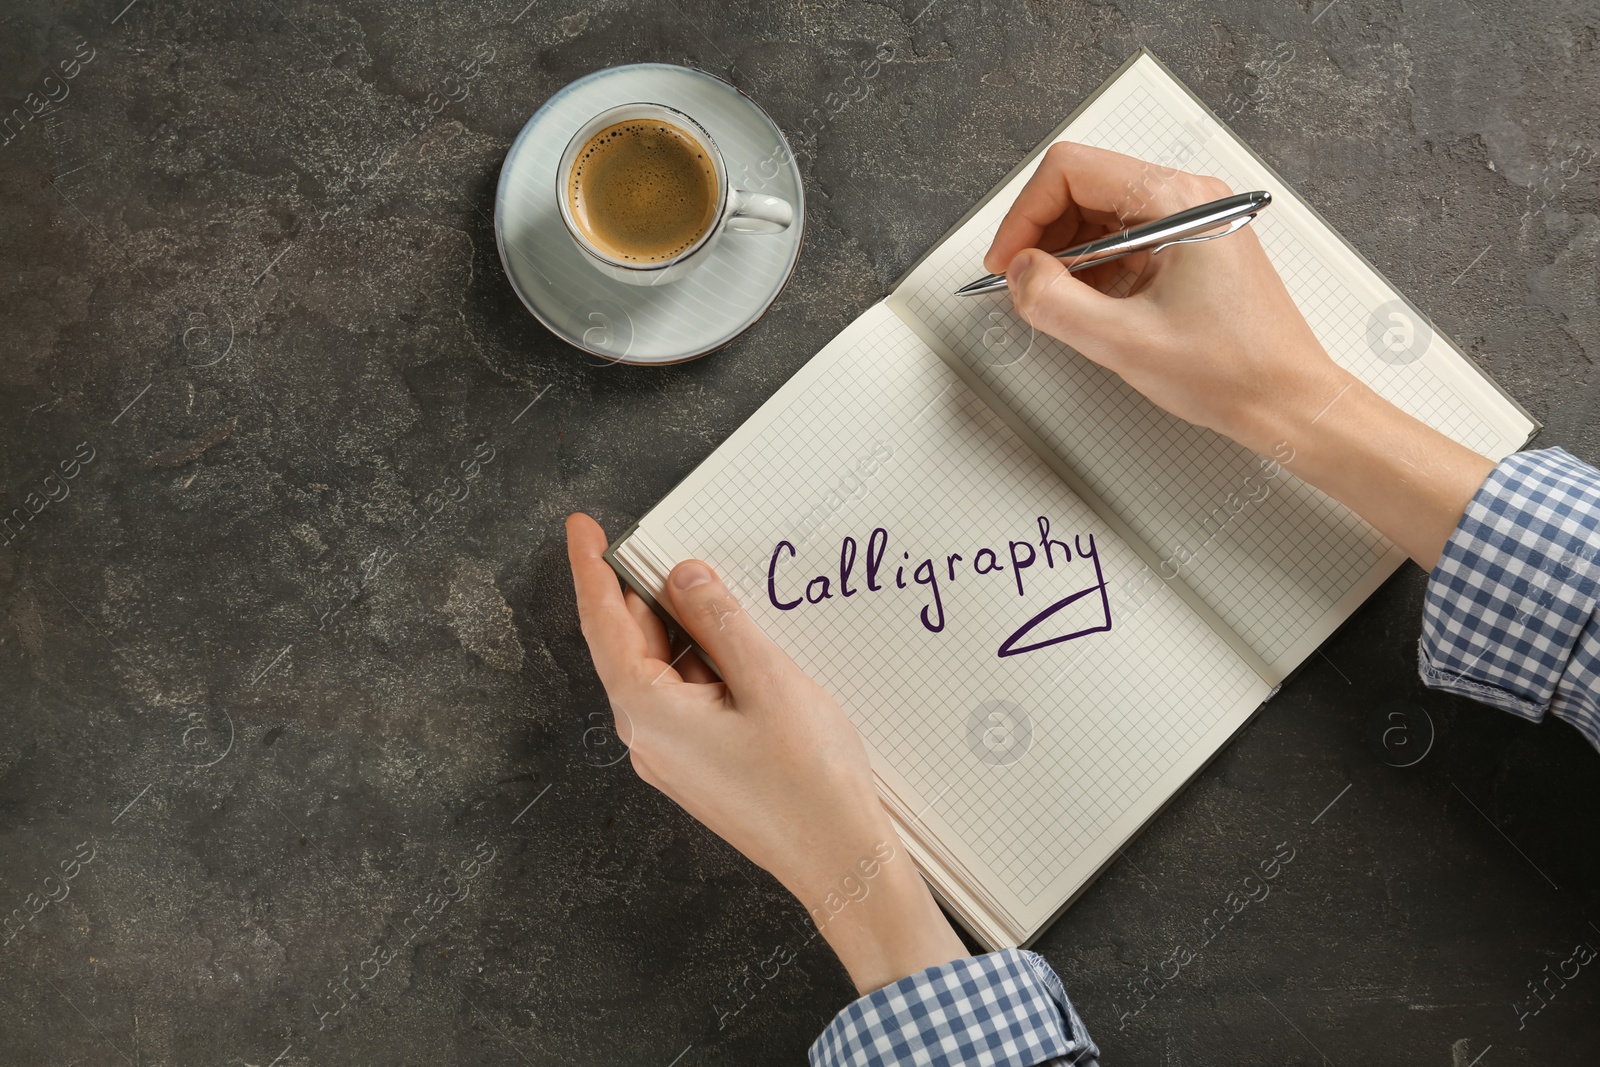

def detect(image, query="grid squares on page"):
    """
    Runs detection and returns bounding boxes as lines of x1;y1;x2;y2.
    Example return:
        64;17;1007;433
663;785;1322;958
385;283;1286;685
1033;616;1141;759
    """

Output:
647;313;1264;904
898;83;1505;665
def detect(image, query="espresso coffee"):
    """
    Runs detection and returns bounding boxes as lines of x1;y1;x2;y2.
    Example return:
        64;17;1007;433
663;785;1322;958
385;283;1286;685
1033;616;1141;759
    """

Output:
566;119;720;263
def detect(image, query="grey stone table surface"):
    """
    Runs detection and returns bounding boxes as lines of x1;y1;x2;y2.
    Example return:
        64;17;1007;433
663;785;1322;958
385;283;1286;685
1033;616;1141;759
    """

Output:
2;0;1598;1064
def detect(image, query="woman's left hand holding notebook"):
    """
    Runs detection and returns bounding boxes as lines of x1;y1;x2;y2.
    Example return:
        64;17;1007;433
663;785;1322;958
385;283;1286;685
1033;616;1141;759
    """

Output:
566;513;968;993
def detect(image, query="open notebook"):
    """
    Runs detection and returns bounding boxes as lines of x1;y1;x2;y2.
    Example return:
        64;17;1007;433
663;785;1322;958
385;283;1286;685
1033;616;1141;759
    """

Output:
606;50;1539;949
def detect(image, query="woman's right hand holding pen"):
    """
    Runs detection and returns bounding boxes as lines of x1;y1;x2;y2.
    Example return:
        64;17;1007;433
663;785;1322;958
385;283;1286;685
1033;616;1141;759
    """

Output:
984;141;1496;570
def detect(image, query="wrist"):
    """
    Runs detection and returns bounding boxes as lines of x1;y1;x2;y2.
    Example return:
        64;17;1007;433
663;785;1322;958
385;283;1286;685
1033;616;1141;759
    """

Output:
805;838;968;994
1228;349;1360;460
1256;373;1495;569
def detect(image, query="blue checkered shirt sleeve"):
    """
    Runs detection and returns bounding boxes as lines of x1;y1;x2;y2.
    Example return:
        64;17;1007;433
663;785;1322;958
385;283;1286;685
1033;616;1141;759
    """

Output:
809;948;1099;1067
1420;447;1600;750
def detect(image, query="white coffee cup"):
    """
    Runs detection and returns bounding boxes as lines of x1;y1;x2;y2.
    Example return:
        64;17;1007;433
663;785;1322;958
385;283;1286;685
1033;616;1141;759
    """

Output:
557;102;793;286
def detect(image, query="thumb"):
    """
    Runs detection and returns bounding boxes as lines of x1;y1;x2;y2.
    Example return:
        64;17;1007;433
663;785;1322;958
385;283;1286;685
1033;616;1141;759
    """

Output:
1006;247;1123;355
665;559;789;686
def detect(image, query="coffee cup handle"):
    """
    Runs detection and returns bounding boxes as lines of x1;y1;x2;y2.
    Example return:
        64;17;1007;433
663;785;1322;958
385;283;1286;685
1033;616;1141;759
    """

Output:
724;189;794;235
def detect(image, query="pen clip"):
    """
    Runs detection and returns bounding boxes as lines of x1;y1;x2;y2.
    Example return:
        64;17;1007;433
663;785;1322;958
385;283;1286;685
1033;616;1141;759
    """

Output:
1149;213;1256;256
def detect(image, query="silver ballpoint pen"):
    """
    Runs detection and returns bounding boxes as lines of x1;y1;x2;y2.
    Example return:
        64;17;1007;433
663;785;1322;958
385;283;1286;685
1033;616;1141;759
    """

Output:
953;190;1273;297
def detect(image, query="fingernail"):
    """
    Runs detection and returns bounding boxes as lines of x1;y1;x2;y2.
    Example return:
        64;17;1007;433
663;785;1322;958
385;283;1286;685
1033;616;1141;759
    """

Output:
672;562;713;590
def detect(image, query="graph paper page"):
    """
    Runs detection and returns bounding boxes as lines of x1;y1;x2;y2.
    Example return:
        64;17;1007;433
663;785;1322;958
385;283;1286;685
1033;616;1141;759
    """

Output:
615;303;1270;936
888;55;1535;679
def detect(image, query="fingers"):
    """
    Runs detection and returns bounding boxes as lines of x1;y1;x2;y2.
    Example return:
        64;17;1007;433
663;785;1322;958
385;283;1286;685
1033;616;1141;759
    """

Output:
1004;247;1124;357
985;144;1087;276
625;587;719;683
566;513;653;689
664;559;790;688
670;633;719;684
625;588;671;663
983;142;1218;274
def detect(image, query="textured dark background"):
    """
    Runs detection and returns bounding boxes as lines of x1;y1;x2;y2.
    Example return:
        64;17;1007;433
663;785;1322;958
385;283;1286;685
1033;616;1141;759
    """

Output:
3;0;1598;1064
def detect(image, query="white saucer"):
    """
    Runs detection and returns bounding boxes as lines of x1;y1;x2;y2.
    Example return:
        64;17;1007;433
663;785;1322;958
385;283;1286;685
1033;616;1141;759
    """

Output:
495;64;806;365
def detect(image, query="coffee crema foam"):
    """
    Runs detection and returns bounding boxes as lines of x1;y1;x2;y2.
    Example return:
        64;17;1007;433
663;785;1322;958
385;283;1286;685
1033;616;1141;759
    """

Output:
567;120;719;264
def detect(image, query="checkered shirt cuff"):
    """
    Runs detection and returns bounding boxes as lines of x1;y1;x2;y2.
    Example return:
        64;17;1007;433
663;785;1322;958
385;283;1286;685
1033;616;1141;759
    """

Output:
1420;447;1600;748
809;949;1099;1067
